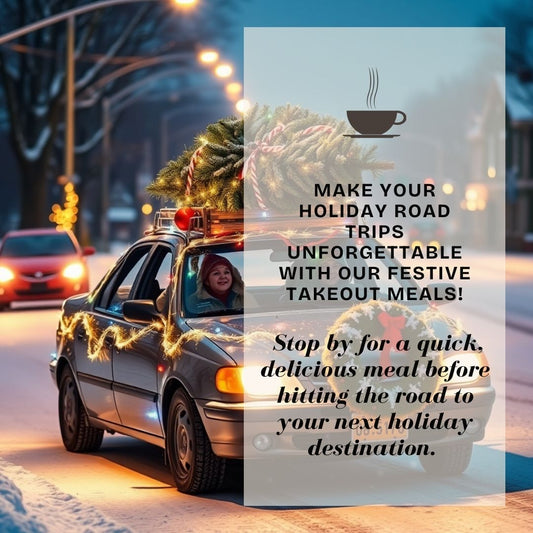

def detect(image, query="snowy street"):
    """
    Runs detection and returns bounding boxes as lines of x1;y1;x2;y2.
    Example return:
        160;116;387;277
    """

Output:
0;252;531;532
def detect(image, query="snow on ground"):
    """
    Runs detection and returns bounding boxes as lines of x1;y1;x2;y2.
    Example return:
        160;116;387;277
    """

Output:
0;458;131;533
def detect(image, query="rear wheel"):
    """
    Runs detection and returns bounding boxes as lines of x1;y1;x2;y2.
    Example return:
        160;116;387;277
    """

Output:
419;441;473;475
58;367;103;452
167;389;225;494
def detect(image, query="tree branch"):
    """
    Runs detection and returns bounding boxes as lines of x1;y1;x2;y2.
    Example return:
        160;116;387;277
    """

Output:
74;4;152;92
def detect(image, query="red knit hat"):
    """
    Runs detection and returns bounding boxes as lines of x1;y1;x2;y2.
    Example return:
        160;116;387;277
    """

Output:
200;254;232;284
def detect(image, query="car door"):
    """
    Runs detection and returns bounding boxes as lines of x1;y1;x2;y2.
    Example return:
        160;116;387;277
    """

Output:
111;243;175;436
75;243;154;424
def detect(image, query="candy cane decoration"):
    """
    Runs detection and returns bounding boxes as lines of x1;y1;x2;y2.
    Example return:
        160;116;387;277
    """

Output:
242;124;286;210
295;125;334;137
185;146;203;196
242;124;333;211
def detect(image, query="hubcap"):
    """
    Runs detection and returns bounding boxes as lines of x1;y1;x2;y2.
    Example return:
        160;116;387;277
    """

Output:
62;379;78;436
176;403;193;474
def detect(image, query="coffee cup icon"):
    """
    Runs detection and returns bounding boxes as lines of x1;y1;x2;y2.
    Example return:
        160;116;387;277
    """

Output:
347;110;407;136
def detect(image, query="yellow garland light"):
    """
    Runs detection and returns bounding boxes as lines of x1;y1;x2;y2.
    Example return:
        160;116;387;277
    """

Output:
57;309;276;362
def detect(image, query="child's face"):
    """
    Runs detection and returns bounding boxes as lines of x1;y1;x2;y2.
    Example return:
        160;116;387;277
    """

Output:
206;265;232;295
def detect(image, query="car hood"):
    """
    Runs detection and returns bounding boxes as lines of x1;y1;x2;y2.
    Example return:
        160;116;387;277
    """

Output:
184;307;368;366
184;303;466;367
184;315;245;364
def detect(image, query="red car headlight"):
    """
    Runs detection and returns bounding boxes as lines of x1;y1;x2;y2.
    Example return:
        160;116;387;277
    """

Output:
62;262;85;280
0;266;15;283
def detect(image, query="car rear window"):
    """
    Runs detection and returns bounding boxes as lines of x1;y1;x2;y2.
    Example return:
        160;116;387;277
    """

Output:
0;233;77;257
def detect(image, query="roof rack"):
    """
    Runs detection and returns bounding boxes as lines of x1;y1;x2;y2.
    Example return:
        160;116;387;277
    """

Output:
150;207;352;238
152;208;181;230
151;207;244;237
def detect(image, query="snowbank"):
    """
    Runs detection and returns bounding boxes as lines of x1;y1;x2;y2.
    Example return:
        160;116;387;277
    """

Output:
0;459;131;533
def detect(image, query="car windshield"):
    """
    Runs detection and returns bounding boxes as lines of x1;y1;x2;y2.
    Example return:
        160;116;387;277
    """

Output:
181;237;418;318
0;233;77;257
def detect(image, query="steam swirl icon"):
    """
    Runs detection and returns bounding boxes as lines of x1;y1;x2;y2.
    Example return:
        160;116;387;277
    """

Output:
346;67;407;138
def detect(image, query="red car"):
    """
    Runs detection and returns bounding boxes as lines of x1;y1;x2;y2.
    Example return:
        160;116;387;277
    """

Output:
0;228;94;310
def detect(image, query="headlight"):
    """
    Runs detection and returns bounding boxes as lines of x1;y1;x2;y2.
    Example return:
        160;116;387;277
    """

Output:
62;262;85;280
0;266;15;283
441;352;490;384
216;366;299;396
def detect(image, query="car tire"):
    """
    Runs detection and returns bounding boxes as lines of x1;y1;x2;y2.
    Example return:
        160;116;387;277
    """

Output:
167;389;226;494
58;367;104;453
419;441;473;476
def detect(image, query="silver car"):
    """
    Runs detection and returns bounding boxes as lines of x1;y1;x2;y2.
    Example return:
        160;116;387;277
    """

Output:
50;209;495;494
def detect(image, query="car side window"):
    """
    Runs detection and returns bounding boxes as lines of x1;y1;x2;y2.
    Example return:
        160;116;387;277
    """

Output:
99;246;153;314
154;249;174;295
134;246;174;305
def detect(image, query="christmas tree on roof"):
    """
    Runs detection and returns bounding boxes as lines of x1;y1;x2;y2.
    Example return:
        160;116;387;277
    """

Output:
148;104;392;211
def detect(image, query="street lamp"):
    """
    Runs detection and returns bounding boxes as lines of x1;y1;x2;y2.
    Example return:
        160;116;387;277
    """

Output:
198;49;219;65
214;63;233;79
225;81;242;100
235;98;251;114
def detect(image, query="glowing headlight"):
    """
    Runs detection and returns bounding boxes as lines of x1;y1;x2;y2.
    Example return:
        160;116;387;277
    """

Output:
441;352;490;384
241;366;283;396
62;262;84;280
0;266;15;283
216;366;299;396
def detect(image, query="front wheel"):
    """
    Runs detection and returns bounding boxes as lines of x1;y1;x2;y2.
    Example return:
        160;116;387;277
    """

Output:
419;441;473;475
58;367;103;452
167;389;225;494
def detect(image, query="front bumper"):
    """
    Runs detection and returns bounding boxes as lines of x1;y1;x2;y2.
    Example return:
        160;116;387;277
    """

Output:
197;384;495;459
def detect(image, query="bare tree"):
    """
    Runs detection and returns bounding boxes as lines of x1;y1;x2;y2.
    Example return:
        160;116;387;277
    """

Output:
0;0;239;228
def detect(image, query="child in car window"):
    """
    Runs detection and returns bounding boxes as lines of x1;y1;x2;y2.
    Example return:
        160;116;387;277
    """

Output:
188;254;244;314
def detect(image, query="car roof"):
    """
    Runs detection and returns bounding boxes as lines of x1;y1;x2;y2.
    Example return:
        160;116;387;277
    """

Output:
135;226;242;250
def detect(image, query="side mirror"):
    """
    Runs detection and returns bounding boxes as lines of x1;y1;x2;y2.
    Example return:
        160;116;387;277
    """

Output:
123;299;161;324
82;246;96;256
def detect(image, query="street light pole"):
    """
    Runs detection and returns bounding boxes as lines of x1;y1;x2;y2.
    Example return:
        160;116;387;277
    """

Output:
65;16;75;181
